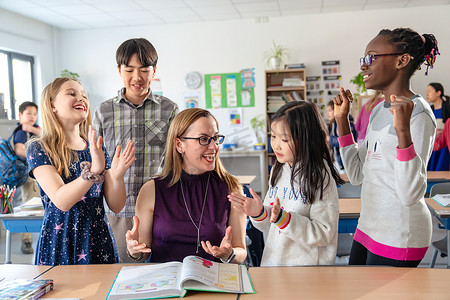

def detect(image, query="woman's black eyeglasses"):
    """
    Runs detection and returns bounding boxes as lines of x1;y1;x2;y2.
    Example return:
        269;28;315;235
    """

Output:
360;53;403;67
181;135;225;146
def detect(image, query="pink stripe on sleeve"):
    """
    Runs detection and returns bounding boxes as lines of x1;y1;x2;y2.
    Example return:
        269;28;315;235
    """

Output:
338;134;355;148
396;143;416;162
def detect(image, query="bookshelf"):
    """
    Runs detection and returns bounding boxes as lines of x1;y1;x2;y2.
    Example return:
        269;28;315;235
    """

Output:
265;68;306;177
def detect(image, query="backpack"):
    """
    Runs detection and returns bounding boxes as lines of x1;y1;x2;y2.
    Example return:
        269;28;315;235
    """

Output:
0;125;29;188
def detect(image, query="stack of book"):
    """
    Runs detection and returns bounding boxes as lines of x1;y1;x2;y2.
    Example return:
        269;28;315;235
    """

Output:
282;77;304;87
267;96;285;112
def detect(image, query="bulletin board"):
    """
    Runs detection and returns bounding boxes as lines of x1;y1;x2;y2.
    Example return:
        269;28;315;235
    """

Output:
204;72;255;108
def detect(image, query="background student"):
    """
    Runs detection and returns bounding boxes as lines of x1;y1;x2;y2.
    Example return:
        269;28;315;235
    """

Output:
229;101;343;266
333;28;439;267
426;82;450;171
28;77;135;265
13;101;41;254
126;108;247;264
93;38;178;262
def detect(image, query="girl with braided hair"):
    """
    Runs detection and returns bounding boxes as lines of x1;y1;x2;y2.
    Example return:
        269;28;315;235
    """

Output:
333;28;439;267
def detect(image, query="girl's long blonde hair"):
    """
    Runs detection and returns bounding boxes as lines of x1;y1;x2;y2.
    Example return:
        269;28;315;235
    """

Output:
32;77;91;177
159;108;241;193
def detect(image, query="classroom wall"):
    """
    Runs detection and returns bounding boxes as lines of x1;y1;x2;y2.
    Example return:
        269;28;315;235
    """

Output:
0;8;57;103
54;5;450;143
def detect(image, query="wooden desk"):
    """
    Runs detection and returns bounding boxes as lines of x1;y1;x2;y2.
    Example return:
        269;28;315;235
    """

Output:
425;197;450;268
243;266;449;299
235;175;256;186
36;264;237;299
0;264;51;282
338;198;360;233
341;171;450;194
0;212;44;264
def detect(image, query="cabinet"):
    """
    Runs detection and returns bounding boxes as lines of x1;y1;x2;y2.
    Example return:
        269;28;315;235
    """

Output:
265;69;307;176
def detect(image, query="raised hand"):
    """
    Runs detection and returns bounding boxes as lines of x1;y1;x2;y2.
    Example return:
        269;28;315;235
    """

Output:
269;197;281;223
88;125;105;174
126;216;151;257
110;140;136;181
333;87;353;120
201;226;233;261
389;94;414;149
389;94;414;132
227;187;264;217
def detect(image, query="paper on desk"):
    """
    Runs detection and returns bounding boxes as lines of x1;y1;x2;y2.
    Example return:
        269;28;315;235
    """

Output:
431;194;450;207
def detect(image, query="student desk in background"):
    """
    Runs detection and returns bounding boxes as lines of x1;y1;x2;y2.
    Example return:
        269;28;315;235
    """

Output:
425;197;450;268
338;198;360;234
0;211;44;264
338;171;450;198
220;150;267;198
0;264;51;282
242;266;449;299
35;264;236;300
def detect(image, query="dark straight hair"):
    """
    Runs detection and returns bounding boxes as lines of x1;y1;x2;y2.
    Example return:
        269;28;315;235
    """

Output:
270;101;344;204
116;38;158;68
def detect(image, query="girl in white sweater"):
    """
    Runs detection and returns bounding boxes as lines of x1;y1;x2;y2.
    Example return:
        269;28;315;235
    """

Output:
333;28;439;267
228;101;344;266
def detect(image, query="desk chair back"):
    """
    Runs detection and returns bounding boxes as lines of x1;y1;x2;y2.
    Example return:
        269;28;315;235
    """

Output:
429;182;450;268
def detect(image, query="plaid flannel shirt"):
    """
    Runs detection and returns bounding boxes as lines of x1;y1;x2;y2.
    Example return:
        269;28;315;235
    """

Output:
93;88;178;218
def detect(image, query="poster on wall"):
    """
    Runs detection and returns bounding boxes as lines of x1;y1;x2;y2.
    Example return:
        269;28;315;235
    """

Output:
205;71;255;108
229;107;242;128
183;91;201;108
150;78;163;96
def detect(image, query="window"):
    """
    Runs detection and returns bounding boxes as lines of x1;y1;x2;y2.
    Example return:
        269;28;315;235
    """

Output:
0;50;36;119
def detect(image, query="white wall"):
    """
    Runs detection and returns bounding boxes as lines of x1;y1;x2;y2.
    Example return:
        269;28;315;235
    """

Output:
0;8;57;102
55;5;450;142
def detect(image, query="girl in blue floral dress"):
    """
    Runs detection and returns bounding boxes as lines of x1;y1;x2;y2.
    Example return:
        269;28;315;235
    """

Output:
27;77;135;265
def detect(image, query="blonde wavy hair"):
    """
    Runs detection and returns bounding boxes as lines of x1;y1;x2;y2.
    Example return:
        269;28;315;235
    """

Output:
31;77;91;177
159;108;241;193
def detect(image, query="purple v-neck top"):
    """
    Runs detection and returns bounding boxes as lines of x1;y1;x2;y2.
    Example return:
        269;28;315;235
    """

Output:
151;171;230;262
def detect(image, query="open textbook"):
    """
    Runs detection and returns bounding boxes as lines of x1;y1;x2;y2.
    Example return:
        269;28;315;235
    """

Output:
106;255;254;299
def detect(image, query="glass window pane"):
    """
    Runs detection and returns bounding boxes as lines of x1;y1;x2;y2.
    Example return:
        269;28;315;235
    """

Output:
12;58;33;119
0;53;10;119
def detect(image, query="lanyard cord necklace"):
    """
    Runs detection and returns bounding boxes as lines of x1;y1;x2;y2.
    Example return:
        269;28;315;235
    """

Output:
180;172;211;253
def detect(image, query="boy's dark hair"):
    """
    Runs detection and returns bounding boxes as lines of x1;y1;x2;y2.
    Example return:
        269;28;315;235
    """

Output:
378;28;439;76
116;38;158;68
18;101;38;114
270;101;344;204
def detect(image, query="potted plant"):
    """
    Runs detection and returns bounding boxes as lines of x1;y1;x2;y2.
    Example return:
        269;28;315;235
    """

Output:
349;71;366;95
250;114;266;149
61;69;80;80
263;41;289;70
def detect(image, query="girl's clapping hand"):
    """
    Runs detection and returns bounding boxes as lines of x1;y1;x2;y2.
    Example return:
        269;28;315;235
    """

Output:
88;125;105;174
110;140;136;181
228;187;264;217
269;197;281;223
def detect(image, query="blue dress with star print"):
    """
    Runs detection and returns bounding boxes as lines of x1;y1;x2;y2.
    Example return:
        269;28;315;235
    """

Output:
27;140;119;265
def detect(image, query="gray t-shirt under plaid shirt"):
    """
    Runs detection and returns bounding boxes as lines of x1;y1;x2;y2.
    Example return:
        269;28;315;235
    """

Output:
93;88;178;218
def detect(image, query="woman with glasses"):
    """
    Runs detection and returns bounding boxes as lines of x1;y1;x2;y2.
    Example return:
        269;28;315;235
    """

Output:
125;108;247;263
333;28;439;267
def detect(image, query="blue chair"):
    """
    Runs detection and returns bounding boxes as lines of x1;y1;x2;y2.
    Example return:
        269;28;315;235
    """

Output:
243;185;264;267
428;182;450;268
